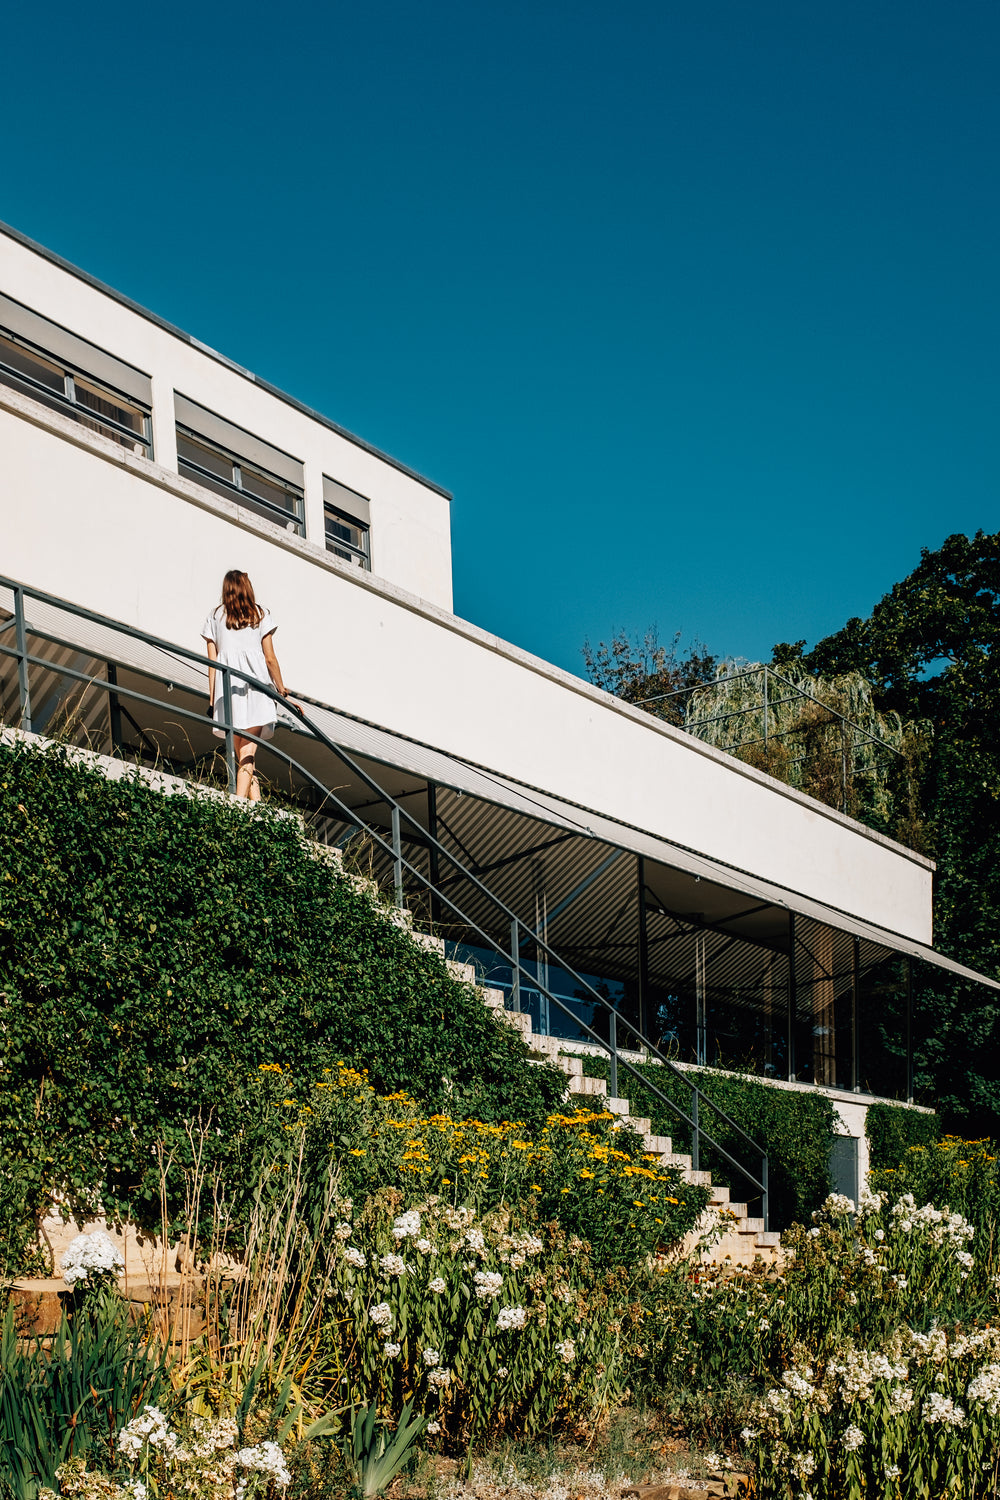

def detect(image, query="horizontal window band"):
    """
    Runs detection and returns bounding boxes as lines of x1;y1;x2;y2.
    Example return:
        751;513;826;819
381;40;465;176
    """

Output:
0;292;152;406
174;392;304;489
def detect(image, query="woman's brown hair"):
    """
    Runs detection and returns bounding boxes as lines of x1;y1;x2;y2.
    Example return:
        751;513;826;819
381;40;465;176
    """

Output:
220;570;264;630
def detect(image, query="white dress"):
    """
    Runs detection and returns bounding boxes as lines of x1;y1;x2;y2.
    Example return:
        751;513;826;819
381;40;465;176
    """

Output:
201;607;279;739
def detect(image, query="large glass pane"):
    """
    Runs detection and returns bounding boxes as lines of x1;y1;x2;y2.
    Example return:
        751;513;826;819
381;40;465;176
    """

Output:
176;430;235;482
75;376;145;435
0;332;65;392
240;464;299;516
325;506;366;552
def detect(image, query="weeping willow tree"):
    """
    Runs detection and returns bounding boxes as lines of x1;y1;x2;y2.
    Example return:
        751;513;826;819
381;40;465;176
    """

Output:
676;664;932;850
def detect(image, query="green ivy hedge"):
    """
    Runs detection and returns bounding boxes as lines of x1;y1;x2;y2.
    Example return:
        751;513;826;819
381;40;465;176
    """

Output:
0;739;564;1243
577;1055;836;1228
865;1100;941;1169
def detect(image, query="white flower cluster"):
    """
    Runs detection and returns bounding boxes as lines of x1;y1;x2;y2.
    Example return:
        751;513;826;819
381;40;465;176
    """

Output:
429;1276;446;1294
463;1228;486;1253
369;1302;393;1329
343;1247;367;1269
118;1406;181;1460
842;1425;865;1451
61;1230;125;1287
967;1363;1000;1416
496;1305;528;1332
384;1342;401;1358
380;1253;408;1277
393;1210;422;1240
789;1452;816;1479
554;1339;576;1364
235;1441;291;1498
426;1420;442;1435
416;1237;434;1254
890;1194;975;1249
427;1367;452;1389
827;1349;908;1402
474;1270;504;1300
334;1222;353;1241
422;1347;441;1367
818;1193;856;1218
188;1416;239;1458
922;1392;966;1427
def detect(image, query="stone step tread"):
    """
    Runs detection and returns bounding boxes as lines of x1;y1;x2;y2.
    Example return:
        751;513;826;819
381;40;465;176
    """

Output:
755;1231;782;1247
709;1186;731;1206
644;1134;673;1154
662;1153;692;1171
686;1169;713;1187
726;1203;748;1220
738;1217;765;1234
446;959;477;984
569;1076;608;1096
411;931;446;954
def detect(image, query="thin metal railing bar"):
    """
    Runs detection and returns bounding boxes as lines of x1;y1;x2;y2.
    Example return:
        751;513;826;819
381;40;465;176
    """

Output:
638;664;905;760
3;579;768;1206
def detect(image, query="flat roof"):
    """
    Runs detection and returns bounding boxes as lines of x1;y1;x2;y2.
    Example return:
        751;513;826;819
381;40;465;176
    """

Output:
0;219;453;502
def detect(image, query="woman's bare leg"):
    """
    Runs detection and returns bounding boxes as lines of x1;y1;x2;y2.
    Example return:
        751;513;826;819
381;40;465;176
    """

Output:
234;731;262;799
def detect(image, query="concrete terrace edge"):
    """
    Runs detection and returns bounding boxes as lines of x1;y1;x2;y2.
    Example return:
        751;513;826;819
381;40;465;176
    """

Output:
1;383;935;878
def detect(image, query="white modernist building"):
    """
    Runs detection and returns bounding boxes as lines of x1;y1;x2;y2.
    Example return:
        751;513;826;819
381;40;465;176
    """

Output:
1;221;994;1199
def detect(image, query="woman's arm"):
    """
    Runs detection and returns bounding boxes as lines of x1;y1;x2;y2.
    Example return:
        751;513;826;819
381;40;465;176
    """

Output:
262;633;288;697
204;638;218;705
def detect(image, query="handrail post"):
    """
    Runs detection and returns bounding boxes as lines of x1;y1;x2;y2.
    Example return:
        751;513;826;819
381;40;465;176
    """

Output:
13;586;31;732
691;1085;700;1172
221;665;236;792
762;1153;769;1231
609;1007;618;1101
762;664;769;754
391;805;404;908
510;918;521;1012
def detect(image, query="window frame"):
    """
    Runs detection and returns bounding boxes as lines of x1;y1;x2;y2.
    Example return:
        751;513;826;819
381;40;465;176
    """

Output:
176;424;306;537
324;501;371;570
0;324;153;455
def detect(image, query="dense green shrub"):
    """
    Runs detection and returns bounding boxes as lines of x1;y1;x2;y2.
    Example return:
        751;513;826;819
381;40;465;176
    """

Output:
579;1056;836;1227
870;1133;1000;1259
0;739;563;1241
866;1099;941;1169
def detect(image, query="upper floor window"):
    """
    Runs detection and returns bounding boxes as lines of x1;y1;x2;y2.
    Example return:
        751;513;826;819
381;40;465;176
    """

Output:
323;475;370;570
174;394;305;537
0;293;152;455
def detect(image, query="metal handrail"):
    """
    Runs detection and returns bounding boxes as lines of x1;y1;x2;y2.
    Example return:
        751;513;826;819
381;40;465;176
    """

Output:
0;573;770;1226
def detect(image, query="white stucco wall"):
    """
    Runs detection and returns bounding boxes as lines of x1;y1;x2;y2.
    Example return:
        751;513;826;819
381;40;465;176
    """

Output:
1;388;934;944
0;227;453;610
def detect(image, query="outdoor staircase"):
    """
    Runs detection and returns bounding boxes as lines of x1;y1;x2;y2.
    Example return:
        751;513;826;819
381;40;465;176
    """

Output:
411;933;782;1267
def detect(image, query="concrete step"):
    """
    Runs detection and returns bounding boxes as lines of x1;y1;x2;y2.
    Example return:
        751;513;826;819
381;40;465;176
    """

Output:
411;930;445;955
755;1231;782;1249
482;988;506;1010
556;1053;584;1077
738;1217;765;1235
709;1185;731;1207
727;1202;748;1220
643;1133;673;1155
498;1010;533;1038
686;1169;713;1188
662;1153;692;1172
606;1097;631;1116
446;958;477;984
625;1116;652;1139
569;1075;608;1098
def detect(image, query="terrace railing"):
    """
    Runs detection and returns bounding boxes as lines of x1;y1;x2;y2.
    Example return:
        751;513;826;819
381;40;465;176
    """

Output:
0;573;770;1227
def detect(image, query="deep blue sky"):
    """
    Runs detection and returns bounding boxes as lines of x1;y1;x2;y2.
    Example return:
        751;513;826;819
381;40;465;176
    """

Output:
3;0;997;675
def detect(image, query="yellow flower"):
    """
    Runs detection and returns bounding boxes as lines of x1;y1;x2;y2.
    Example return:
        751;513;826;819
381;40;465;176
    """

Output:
530;1185;541;1192
561;1187;571;1194
632;1200;644;1208
349;1149;366;1157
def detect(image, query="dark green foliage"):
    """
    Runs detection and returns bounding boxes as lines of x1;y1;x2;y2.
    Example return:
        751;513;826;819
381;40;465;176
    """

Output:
777;530;1000;1133
0;1300;172;1499
580;1057;836;1228
866;1101;941;1170
0;739;563;1242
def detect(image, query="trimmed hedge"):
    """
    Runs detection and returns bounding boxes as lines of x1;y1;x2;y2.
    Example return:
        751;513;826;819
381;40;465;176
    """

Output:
0;739;564;1238
866;1099;941;1169
578;1056;837;1228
